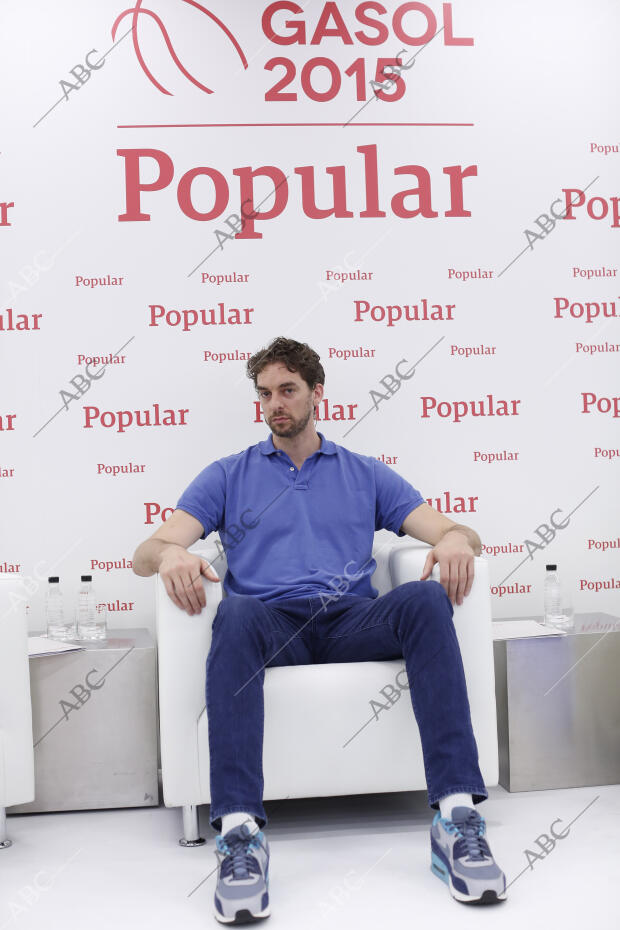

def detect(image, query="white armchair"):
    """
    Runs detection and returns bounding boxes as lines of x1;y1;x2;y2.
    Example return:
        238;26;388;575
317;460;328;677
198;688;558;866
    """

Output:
0;577;35;848
155;538;499;844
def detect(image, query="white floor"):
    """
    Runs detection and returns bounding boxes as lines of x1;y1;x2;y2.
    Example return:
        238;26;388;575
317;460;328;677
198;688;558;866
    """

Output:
2;782;618;930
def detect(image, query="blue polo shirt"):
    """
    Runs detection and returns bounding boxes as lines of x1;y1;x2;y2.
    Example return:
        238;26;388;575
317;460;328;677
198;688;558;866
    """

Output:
175;431;424;603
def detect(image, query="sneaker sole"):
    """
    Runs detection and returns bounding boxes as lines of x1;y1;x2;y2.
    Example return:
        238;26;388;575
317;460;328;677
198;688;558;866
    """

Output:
431;852;506;904
214;903;271;924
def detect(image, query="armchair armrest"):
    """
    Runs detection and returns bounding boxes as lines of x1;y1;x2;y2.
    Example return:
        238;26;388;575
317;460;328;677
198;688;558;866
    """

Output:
0;576;35;813
390;543;492;615
155;546;223;806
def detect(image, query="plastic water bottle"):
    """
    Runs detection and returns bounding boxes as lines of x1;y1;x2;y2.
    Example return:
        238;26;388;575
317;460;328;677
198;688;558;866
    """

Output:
543;564;562;624
76;574;107;640
45;577;75;640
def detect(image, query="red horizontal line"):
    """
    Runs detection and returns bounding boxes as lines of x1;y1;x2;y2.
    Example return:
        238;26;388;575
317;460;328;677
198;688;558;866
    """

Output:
116;121;474;129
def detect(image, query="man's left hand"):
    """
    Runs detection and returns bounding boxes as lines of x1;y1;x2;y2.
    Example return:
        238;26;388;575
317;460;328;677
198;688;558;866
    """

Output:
419;530;475;606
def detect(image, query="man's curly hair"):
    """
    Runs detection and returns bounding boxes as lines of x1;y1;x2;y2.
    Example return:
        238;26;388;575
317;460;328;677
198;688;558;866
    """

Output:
246;337;325;392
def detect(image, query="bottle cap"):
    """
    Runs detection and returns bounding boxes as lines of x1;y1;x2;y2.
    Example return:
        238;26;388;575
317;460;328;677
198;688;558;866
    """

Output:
545;564;557;571
48;576;59;583
81;575;92;582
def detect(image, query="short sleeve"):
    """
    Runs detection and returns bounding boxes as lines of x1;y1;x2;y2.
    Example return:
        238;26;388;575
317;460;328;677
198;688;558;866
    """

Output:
373;459;425;537
175;461;226;541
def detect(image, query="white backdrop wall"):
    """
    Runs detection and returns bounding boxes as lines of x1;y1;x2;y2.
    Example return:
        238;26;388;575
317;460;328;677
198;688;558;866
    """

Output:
1;0;619;636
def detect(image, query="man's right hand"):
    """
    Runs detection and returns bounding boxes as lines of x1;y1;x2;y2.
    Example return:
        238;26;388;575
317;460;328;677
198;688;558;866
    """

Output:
158;545;221;616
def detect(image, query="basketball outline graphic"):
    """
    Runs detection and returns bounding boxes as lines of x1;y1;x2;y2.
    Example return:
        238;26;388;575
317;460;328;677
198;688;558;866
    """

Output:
111;0;248;95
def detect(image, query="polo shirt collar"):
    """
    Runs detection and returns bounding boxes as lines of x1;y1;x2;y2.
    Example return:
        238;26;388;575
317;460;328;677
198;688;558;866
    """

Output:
259;430;337;456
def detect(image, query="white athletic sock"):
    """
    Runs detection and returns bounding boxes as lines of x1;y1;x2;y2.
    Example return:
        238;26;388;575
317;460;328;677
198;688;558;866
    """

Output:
439;793;475;819
221;811;260;837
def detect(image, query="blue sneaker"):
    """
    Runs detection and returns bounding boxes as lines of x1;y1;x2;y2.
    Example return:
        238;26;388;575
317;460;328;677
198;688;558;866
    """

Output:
213;822;270;924
430;806;507;904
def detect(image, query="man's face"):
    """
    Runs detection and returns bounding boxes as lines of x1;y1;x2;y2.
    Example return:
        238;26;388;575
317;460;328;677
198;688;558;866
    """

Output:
256;362;321;439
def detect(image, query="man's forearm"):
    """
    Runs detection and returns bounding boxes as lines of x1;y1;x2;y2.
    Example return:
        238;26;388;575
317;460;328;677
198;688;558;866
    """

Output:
132;539;184;577
441;523;482;556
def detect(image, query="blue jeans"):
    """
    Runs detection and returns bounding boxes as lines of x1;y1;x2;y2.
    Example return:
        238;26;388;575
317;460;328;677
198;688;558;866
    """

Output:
205;579;488;831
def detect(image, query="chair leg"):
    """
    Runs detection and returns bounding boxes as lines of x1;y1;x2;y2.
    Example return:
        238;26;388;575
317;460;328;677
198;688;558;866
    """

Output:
0;807;12;849
179;804;205;846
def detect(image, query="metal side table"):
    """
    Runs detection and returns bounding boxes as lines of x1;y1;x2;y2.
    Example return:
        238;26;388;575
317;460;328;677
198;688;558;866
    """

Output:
493;612;620;792
8;628;159;813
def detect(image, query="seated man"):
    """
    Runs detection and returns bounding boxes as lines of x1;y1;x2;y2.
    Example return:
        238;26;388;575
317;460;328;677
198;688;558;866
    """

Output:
133;335;507;923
